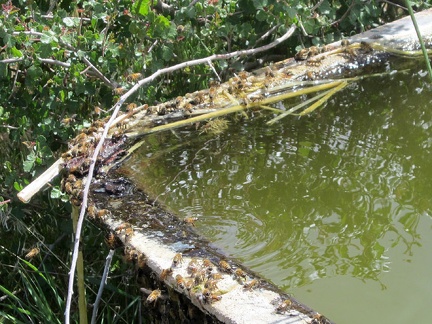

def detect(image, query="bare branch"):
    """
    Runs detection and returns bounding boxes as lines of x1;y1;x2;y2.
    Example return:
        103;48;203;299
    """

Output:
39;58;71;67
0;58;24;64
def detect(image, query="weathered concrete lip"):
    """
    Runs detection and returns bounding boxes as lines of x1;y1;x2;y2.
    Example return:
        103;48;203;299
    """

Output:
346;9;432;50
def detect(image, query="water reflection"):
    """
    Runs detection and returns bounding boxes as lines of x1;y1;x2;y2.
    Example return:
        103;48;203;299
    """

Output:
121;67;432;323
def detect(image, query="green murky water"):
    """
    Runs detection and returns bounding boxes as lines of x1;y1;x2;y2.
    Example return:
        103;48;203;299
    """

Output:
121;66;432;323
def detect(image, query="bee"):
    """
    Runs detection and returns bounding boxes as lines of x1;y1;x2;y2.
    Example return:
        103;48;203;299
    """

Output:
187;258;200;275
72;179;83;190
76;132;89;142
126;103;137;112
127;73;142;82
93;106;104;116
71;188;83;200
319;45;330;53
114;87;126;95
195;92;206;104
202;288;211;299
345;47;358;59
204;279;219;291
295;48;309;61
184;103;193;114
308;46;319;57
262;67;274;79
185;279;194;291
160;268;173;281
105;232;117;249
194;269;207;285
61;115;76;126
115;222;132;233
96;209;109;218
175;274;185;289
87;204;97;218
311;313;330;324
202;259;215;272
70;146;80;158
209;273;223;280
25;247;40;260
123;246;138;263
146;289;161;306
124;226;134;239
276;299;292;313
137;253;147;269
184;217;198;226
209;80;220;88
64;182;73;194
71;198;82;206
208;86;218;102
234;268;247;280
172;253;183;267
175;96;184;106
61;151;72;159
341;39;350;47
243;279;260;290
202;289;222;304
249;93;264;103
306;70;315;80
360;41;373;53
218;260;232;273
238;71;248;80
306;55;325;67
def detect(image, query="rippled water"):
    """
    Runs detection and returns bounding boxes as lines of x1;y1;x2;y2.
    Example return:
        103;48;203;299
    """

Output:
120;66;432;323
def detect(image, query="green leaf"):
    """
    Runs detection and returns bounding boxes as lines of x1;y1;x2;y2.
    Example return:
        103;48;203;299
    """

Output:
132;0;150;17
14;181;23;191
50;187;62;199
10;46;23;57
62;17;76;27
161;45;173;61
256;10;267;22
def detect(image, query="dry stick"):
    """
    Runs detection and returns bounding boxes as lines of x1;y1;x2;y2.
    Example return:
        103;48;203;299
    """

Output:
298;81;348;116
63;24;297;324
91;249;115;324
266;86;337;125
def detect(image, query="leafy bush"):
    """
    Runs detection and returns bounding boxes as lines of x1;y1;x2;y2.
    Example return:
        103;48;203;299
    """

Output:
0;0;429;321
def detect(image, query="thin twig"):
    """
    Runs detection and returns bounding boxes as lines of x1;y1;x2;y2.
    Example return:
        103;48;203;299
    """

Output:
64;24;297;324
0;58;24;64
39;58;71;67
91;249;115;324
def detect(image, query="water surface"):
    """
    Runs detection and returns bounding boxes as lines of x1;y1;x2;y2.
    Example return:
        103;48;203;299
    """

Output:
121;66;432;323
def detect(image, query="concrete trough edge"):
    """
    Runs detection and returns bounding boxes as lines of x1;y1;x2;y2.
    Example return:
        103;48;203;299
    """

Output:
103;215;321;324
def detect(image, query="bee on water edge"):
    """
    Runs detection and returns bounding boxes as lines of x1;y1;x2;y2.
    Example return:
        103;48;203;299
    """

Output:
175;274;186;289
184;217;198;226
218;260;232;273
276;299;293;314
172;253;183;267
160;268;173;281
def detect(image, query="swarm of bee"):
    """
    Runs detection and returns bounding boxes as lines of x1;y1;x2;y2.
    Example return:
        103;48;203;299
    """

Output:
60;114;130;207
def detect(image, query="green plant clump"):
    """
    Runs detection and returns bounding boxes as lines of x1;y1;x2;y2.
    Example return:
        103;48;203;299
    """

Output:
0;0;429;322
